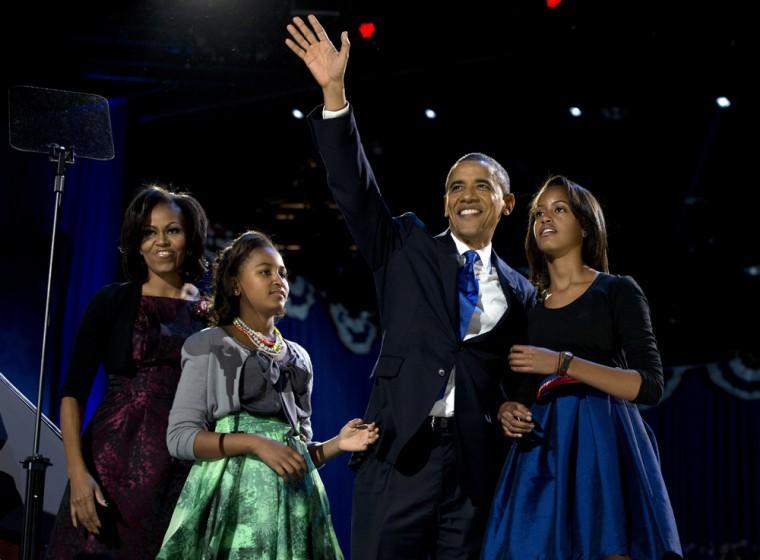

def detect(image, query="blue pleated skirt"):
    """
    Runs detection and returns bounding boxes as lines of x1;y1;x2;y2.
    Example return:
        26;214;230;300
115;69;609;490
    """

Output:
482;383;682;559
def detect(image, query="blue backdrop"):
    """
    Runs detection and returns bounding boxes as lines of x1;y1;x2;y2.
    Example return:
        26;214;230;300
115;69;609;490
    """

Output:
1;96;127;433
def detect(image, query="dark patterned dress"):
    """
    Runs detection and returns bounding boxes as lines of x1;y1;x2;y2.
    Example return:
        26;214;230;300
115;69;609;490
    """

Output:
46;296;205;559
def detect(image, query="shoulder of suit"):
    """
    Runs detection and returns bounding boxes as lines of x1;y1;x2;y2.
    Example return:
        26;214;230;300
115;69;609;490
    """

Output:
493;260;537;309
393;211;427;232
494;259;535;290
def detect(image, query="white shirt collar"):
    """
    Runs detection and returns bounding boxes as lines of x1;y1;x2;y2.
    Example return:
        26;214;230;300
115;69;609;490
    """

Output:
450;232;492;272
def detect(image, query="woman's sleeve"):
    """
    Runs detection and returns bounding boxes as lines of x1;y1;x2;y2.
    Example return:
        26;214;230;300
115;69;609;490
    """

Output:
60;287;112;404
167;335;211;460
612;276;664;405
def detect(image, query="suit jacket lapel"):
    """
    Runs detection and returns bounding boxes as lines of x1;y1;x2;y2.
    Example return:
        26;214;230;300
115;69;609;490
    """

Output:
492;252;518;331
494;252;515;302
468;251;517;342
434;231;461;340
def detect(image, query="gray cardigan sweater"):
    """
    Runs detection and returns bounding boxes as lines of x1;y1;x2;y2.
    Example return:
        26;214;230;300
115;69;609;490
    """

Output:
166;326;314;460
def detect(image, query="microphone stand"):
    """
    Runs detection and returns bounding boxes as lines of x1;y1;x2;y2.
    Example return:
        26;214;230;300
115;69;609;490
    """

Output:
21;144;75;560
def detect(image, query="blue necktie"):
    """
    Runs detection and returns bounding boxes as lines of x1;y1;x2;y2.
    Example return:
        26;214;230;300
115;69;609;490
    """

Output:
457;250;480;339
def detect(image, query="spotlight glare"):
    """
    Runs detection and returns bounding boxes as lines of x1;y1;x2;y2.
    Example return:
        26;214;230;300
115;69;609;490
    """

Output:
569;106;582;117
292;108;304;119
424;108;437;119
716;96;731;108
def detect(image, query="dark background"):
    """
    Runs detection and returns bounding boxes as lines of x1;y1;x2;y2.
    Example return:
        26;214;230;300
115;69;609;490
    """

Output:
1;1;756;558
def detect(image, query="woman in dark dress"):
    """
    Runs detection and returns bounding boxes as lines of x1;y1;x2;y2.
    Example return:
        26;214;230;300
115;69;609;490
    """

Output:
484;176;682;559
46;186;208;559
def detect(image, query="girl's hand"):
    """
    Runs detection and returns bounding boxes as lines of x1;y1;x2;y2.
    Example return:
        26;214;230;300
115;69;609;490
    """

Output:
498;401;535;438
508;344;559;375
337;419;379;452
251;436;307;482
68;467;107;534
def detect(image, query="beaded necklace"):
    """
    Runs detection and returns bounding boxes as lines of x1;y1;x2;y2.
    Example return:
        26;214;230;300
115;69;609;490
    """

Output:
232;317;286;359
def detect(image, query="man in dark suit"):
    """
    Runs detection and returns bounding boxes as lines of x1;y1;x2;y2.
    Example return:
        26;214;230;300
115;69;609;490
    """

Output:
287;15;536;560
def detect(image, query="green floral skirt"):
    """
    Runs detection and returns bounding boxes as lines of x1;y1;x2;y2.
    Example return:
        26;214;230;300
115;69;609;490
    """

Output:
157;413;343;560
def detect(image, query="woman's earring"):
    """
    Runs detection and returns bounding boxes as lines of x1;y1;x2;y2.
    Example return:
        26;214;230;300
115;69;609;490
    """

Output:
582;230;588;238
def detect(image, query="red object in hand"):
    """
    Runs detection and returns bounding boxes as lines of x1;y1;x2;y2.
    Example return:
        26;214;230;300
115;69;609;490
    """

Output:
536;375;581;400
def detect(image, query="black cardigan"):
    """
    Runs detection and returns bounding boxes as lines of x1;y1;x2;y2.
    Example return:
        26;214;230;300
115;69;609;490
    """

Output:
61;282;141;404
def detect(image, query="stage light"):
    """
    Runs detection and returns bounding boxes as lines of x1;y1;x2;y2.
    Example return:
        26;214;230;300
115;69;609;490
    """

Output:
292;108;304;119
716;96;731;109
546;0;563;8
425;108;437;119
569;106;582;117
358;22;376;40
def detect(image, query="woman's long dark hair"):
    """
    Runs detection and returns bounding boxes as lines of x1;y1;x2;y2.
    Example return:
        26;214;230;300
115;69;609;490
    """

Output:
525;175;609;298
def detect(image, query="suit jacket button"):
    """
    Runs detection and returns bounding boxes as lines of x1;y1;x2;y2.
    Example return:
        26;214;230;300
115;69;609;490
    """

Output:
438;368;446;376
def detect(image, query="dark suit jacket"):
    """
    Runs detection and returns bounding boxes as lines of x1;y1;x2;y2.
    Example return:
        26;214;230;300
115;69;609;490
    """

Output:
310;108;536;505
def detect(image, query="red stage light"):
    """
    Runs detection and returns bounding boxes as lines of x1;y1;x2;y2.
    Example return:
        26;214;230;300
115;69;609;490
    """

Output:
358;22;376;40
546;0;562;8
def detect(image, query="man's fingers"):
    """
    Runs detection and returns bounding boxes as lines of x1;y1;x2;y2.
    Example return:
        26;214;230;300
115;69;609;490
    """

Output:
286;24;311;51
308;14;329;41
512;407;532;422
503;427;521;438
508;414;535;430
500;409;534;434
293;16;319;45
285;38;306;60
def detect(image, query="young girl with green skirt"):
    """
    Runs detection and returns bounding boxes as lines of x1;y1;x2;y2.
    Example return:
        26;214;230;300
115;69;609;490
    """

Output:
157;230;378;559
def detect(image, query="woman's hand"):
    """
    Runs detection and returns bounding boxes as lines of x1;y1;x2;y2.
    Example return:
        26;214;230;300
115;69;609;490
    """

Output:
250;436;307;482
508;344;559;375
337;419;380;452
68;467;107;534
498;401;535;438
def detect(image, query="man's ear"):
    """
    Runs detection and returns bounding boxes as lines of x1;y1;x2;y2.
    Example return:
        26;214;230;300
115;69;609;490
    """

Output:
443;194;450;218
503;192;516;215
